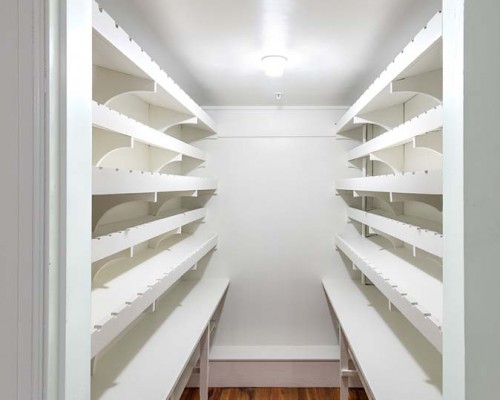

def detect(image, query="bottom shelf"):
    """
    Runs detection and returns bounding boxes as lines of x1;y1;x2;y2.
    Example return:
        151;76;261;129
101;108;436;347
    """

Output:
322;270;442;400
91;278;230;400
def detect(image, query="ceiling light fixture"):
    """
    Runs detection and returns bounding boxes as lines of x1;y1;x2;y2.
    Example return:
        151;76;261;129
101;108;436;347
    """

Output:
261;55;288;77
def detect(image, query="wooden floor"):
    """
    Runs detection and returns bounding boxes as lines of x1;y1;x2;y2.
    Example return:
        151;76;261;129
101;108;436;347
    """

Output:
181;388;369;400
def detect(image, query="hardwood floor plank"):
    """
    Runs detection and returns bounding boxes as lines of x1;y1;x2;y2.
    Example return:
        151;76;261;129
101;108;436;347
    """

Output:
179;387;368;400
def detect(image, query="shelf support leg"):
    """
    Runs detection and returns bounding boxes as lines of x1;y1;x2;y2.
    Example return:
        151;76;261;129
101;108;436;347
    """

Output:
361;124;374;237
91;356;98;376
339;327;349;400
199;325;210;400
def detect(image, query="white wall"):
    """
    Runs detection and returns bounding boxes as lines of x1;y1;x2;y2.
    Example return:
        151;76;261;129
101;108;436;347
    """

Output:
191;108;351;354
0;1;44;398
1;2;27;398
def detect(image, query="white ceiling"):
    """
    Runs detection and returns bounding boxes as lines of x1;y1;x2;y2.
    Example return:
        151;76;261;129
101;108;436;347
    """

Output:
98;0;441;106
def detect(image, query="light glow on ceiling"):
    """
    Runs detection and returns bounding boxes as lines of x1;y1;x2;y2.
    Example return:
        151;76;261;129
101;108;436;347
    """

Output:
261;55;288;77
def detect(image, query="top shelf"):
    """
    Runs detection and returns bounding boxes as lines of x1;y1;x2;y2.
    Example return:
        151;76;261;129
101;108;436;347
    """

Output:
92;1;216;133
335;12;442;134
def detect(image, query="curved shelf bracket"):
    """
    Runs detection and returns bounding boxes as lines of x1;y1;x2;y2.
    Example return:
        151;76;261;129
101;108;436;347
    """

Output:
91;354;100;376
414;247;443;266
181;124;218;143
148;105;197;133
390;192;443;211
149;190;198;216
369;147;404;174
413;130;443;155
93;128;134;166
148;147;183;173
156;155;205;175
180;156;206;175
181;191;216;212
336;125;365;140
368;227;404;249
391;69;443;102
147;228;182;250
353;190;404;216
92;248;133;281
93;192;158;231
93;65;156;105
353;104;404;132
190;188;217;201
158;160;183;175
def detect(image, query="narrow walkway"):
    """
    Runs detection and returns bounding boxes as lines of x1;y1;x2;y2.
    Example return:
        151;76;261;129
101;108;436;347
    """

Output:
181;388;368;400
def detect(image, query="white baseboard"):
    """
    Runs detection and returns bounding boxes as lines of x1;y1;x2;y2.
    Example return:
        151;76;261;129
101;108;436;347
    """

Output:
189;361;341;387
187;345;362;388
210;345;340;361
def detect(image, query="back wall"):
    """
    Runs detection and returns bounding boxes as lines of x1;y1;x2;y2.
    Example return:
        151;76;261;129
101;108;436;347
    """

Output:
192;107;353;360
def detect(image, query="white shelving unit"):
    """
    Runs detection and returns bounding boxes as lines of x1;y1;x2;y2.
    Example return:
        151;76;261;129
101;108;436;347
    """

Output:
346;207;442;257
93;167;217;195
92;208;206;262
336;234;442;350
92;278;229;400
92;232;218;357
336;170;442;195
90;2;226;399
323;274;442;400
93;102;208;162
332;10;443;400
334;12;442;134
347;106;443;161
92;1;216;132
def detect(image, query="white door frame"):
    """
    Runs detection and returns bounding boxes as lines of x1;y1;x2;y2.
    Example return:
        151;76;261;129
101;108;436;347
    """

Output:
0;0;92;399
46;0;93;399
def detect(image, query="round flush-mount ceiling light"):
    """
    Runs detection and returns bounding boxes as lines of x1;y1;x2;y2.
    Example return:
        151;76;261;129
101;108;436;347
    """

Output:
261;55;288;77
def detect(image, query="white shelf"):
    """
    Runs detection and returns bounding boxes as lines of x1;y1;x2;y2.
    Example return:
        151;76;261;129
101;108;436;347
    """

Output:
323;274;442;400
347;106;443;161
93;102;207;161
92;278;229;400
92;208;206;263
210;345;340;361
336;170;442;195
335;12;442;134
347;207;442;257
92;167;217;195
91;232;218;358
92;1;216;133
336;234;442;351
